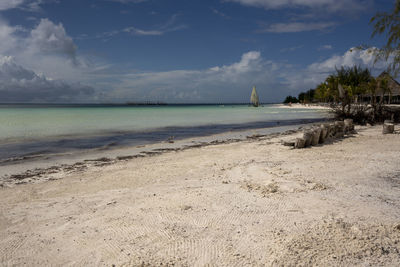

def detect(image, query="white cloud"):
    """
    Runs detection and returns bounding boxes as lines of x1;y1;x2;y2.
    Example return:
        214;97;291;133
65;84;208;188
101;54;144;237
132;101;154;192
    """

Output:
75;14;187;41
0;17;104;103
0;17;101;84
223;0;371;13
308;48;379;74
106;0;148;3
123;27;164;36
318;44;333;50
212;51;262;75
0;56;94;102
29;19;77;60
87;14;187;39
284;47;391;91
0;0;55;11
91;49;392;103
211;7;231;19
259;21;335;33
0;18;76;59
0;19;18;54
97;51;293;103
0;0;25;10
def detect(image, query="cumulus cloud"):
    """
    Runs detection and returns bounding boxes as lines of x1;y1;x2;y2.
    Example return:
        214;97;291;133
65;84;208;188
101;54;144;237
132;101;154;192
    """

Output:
99;51;292;103
0;18;100;102
223;0;371;13
284;48;391;91
0;56;94;102
29;19;77;60
210;51;262;75
0;18;98;84
308;48;380;74
259;21;335;33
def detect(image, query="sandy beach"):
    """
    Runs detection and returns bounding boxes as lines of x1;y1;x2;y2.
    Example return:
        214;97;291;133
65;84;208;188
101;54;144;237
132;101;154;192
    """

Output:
275;103;332;110
1;124;400;266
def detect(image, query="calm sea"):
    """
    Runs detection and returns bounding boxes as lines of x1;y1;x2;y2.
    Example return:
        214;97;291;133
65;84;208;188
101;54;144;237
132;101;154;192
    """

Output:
0;104;329;162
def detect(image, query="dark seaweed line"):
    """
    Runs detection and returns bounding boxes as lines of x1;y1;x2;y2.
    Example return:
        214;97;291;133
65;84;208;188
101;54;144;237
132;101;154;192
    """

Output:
0;127;308;186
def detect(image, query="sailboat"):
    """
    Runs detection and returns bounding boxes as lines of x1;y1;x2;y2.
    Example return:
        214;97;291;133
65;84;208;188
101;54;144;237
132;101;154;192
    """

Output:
250;86;259;107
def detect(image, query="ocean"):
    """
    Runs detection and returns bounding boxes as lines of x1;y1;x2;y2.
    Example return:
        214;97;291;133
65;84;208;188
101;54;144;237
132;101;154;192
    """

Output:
0;104;330;163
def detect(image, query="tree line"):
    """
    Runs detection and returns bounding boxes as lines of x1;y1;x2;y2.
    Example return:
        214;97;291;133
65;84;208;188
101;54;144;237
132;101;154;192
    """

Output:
283;65;398;122
283;66;390;105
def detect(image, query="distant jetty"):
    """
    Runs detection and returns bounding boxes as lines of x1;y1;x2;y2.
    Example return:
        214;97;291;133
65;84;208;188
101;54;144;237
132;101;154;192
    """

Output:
126;102;168;106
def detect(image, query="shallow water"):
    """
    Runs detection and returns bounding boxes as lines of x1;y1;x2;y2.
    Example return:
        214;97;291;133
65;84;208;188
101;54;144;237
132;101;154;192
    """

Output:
0;104;329;162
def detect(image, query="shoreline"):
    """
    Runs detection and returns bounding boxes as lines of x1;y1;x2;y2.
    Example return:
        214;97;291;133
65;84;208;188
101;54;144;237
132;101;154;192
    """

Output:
274;103;332;109
0;124;399;265
0;117;329;162
0;121;329;187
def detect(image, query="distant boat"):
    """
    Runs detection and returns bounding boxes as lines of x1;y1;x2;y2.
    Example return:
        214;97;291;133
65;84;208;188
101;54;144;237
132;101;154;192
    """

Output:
250;86;259;107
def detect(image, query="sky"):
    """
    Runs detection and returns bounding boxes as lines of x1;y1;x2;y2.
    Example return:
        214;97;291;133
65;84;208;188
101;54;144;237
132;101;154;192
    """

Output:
0;0;396;103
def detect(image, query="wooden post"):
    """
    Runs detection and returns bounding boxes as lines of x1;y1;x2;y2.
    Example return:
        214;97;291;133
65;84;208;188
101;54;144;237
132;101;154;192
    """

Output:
329;123;336;137
344;119;354;133
324;124;331;139
311;127;322;146
295;138;306;149
320;124;329;143
334;121;345;138
383;123;394;134
303;131;313;147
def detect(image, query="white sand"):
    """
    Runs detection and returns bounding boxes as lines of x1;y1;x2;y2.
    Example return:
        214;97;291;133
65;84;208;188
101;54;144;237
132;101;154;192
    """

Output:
275;103;331;109
0;125;400;266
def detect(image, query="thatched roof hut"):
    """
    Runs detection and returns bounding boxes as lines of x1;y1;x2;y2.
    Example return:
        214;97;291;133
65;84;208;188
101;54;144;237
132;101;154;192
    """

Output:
376;72;400;96
369;72;400;104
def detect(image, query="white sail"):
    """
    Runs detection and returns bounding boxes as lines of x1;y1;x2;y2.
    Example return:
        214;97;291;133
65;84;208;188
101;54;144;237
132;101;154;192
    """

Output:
250;86;259;107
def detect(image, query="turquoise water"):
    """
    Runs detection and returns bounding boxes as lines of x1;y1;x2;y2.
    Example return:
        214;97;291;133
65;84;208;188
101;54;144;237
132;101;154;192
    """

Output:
0;104;328;143
0;104;330;161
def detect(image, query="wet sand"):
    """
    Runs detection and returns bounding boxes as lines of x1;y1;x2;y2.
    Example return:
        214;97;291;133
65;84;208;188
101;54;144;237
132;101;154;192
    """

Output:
0;124;399;266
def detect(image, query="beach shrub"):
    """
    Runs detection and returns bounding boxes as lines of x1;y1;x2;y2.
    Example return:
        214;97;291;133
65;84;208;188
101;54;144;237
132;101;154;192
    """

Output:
283;95;299;103
331;102;400;124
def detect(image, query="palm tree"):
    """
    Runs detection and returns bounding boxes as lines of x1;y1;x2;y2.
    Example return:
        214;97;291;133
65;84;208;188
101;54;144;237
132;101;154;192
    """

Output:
371;0;400;76
377;75;391;104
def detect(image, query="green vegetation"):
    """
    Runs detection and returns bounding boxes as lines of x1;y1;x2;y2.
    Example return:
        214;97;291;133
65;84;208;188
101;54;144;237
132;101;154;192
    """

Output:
370;0;400;76
284;65;398;123
283;95;299;104
282;89;315;104
298;89;316;103
315;66;373;113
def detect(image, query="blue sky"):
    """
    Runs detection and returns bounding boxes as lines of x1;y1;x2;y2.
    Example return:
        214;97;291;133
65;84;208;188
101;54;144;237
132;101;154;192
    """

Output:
0;0;395;103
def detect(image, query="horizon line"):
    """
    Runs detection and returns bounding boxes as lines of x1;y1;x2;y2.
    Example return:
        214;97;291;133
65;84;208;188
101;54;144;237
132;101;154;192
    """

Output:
0;102;281;106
